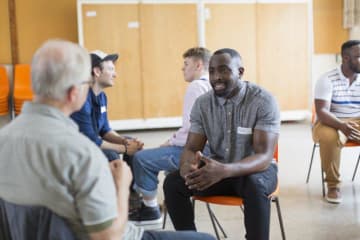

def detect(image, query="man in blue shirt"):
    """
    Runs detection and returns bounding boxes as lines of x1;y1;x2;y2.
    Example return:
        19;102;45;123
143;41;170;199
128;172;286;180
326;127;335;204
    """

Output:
71;50;143;162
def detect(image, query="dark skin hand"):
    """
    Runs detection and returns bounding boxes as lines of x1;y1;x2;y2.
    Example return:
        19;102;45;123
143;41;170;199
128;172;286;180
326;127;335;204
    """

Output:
180;130;278;192
315;99;360;143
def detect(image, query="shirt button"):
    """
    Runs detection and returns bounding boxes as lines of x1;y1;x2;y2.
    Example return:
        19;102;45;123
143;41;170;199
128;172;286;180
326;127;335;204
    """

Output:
225;148;229;152
227;130;231;133
228;112;231;115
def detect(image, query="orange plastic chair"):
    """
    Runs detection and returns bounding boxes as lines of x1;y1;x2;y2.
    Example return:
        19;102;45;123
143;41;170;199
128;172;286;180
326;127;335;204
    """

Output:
0;66;10;116
13;64;33;115
305;106;360;197
163;147;285;240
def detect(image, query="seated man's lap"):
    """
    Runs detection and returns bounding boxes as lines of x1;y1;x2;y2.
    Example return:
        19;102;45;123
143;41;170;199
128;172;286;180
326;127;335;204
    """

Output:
166;164;277;199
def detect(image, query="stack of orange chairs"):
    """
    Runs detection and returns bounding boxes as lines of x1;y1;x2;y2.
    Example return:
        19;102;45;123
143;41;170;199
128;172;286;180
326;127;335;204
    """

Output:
0;66;10;116
13;64;33;115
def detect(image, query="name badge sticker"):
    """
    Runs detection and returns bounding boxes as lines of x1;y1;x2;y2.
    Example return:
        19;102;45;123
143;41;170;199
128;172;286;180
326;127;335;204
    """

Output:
100;106;107;113
237;127;252;135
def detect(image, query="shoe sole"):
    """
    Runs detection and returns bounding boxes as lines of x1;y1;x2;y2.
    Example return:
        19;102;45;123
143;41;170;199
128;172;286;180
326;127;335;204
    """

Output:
129;216;163;226
325;196;342;204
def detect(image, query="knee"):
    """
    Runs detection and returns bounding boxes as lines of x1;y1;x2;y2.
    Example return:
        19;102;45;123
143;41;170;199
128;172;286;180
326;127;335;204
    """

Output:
315;125;338;143
163;171;181;195
244;173;272;199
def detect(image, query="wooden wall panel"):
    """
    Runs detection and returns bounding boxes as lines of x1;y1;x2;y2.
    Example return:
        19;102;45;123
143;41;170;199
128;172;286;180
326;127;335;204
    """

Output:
140;4;198;118
82;4;143;120
16;0;78;63
0;0;12;64
205;4;257;83
313;0;348;54
257;3;309;111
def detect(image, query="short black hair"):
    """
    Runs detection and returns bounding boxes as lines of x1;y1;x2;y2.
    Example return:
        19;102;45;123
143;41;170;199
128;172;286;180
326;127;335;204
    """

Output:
213;48;242;61
341;40;360;55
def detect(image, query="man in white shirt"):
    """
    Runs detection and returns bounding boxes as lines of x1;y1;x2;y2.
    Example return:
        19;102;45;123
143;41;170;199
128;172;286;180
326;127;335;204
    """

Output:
129;47;212;226
313;40;360;203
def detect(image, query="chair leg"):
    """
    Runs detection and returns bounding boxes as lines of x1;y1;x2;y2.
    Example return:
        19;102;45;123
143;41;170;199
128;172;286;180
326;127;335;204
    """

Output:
208;206;227;238
321;158;325;197
352;153;360;181
306;144;317;183
162;201;167;229
205;203;221;240
273;197;286;240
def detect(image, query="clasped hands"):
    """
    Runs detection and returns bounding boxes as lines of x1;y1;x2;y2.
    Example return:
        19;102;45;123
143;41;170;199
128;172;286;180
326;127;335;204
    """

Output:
340;121;360;143
182;151;225;191
124;138;144;155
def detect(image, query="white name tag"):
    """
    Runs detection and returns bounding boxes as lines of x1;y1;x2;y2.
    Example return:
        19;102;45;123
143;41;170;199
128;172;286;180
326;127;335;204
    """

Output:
100;106;107;113
237;127;252;135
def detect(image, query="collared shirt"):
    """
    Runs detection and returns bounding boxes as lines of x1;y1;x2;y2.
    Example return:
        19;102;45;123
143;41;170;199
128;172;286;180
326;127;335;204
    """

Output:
0;102;117;239
71;88;111;146
169;76;211;146
314;66;360;118
190;80;280;163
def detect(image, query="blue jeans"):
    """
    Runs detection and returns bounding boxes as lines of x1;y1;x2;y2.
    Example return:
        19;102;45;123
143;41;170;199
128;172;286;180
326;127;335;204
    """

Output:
132;146;183;198
142;230;215;240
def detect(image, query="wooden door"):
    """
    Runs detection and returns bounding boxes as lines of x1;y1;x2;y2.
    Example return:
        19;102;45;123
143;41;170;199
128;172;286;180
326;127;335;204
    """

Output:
205;3;257;83
140;3;198;118
82;4;143;120
256;3;309;111
313;0;348;54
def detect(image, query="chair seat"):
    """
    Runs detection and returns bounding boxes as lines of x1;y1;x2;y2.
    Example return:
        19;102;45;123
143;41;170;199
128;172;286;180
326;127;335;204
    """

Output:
193;195;244;206
193;184;280;206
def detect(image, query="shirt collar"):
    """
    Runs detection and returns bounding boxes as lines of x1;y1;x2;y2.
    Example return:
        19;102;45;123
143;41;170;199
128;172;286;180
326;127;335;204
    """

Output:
22;102;79;130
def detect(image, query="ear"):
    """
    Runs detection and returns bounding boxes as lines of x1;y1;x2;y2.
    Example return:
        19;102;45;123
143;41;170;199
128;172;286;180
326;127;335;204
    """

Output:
93;66;102;77
67;85;79;103
239;67;245;76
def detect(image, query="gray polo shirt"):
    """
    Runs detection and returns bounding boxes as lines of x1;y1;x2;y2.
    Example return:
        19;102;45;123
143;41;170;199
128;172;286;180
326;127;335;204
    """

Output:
190;80;280;163
0;102;117;239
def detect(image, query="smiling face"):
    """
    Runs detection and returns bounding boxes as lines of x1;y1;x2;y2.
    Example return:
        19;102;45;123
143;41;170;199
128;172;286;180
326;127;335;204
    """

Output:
93;60;117;88
209;52;244;98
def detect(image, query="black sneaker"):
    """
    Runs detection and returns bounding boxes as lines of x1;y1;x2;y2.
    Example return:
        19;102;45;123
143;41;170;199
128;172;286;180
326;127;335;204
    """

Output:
128;203;162;227
129;191;142;213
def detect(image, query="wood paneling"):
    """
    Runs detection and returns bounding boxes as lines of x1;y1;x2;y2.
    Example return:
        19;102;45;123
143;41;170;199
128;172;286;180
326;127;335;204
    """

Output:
16;0;78;63
257;3;309;110
82;4;143;120
205;4;257;83
0;0;12;64
313;0;348;54
140;4;198;118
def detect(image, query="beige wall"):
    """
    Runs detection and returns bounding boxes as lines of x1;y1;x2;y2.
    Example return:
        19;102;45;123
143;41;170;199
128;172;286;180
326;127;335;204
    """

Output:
3;0;78;64
0;0;12;64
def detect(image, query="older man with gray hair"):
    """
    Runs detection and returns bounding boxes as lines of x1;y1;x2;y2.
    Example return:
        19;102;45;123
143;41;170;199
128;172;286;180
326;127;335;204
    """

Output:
0;39;215;240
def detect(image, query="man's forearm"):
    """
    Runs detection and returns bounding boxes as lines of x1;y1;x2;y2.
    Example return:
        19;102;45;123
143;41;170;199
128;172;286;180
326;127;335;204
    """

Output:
101;141;126;154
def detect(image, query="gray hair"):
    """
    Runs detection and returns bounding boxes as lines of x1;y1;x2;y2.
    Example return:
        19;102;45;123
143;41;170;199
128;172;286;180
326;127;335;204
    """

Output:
31;40;91;100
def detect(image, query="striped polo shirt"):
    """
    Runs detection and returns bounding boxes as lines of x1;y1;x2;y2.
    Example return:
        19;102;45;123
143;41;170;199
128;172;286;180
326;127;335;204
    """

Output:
314;67;360;118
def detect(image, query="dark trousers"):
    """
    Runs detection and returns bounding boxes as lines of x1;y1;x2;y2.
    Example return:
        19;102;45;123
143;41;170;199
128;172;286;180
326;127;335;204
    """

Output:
163;163;277;240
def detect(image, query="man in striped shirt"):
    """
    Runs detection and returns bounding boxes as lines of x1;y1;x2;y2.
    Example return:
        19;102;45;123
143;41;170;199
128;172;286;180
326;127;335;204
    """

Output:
313;40;360;203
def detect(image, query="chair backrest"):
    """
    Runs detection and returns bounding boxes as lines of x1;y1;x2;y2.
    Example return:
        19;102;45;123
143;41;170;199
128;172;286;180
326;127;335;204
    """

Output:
0;66;10;95
0;198;76;240
274;145;278;162
14;64;33;97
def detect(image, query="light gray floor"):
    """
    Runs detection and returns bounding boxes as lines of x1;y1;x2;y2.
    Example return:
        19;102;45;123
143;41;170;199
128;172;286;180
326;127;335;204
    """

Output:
1;116;360;239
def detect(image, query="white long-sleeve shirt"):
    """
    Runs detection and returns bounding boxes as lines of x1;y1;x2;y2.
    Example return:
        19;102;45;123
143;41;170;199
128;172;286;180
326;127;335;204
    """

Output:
168;77;211;146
